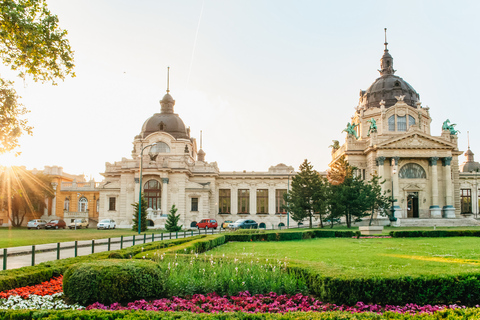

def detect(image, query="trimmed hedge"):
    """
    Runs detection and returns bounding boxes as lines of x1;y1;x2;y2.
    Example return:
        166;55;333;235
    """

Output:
134;235;226;259
0;236;205;292
63;260;164;305
390;230;480;238
1;309;480;319
291;265;480;306
225;229;356;242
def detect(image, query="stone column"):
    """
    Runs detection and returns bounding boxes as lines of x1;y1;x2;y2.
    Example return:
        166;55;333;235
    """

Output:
161;178;169;216
377;156;386;192
268;186;275;214
250;187;256;215
231;187;238;215
429;157;441;218
392;157;402;219
442;157;455;218
51;183;57;218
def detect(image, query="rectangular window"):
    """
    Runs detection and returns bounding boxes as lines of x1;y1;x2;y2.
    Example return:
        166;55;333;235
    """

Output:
256;189;268;213
109;197;116;211
461;189;472;213
219;189;231;214
397;115;407;131
191;197;199;211
388;115;395;131
276;189;287;214
238;189;250;214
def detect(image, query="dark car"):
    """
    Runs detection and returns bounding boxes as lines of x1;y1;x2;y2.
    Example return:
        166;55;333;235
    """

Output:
229;219;258;229
45;219;67;229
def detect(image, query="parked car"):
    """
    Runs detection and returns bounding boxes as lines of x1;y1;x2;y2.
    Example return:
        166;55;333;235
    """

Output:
222;220;233;229
229;219;258;230
68;218;89;229
45;219;66;229
97;219;116;229
196;219;218;230
27;219;47;230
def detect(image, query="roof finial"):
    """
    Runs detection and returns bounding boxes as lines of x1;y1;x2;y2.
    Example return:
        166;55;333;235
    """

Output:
468;131;471;149
167;66;170;93
200;130;203;149
384;28;388;51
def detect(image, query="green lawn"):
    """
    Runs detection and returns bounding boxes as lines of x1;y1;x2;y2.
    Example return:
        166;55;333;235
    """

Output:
0;228;172;248
209;237;480;278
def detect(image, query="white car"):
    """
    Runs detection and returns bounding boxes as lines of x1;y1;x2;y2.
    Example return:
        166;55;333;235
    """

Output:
27;219;48;229
97;219;116;229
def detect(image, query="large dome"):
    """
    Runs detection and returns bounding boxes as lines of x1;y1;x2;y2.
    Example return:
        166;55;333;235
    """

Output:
359;41;420;110
139;92;190;139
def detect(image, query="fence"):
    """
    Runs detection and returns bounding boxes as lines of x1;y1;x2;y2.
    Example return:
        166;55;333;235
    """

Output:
1;223;314;270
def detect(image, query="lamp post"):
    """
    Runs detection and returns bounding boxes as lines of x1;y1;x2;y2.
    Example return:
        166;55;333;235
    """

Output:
389;167;397;222
137;143;160;235
287;170;293;228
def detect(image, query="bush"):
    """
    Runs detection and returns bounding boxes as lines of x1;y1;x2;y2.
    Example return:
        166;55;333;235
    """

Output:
63;260;165;305
292;266;480;306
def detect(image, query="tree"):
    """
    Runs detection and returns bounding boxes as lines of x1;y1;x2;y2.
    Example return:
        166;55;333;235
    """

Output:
0;166;54;227
365;175;391;226
165;204;182;232
0;0;75;153
327;157;373;228
284;159;327;228
131;195;147;232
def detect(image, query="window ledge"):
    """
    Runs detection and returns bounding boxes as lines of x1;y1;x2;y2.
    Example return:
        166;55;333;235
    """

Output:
218;212;231;215
256;213;269;215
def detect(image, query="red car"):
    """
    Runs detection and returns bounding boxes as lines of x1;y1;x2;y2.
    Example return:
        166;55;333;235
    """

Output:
196;219;218;230
45;219;67;229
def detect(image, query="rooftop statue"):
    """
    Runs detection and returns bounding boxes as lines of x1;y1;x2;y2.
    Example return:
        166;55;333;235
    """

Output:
442;119;460;135
343;122;359;140
367;118;377;137
329;140;340;150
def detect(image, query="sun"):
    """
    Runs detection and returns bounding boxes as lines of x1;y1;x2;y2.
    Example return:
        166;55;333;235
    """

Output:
0;152;19;168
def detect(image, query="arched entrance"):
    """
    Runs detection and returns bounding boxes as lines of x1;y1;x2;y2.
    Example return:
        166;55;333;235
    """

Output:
190;221;198;228
147;219;154;227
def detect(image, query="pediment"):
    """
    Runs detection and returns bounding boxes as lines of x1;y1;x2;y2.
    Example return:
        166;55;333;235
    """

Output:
377;133;455;150
186;181;211;190
403;183;424;191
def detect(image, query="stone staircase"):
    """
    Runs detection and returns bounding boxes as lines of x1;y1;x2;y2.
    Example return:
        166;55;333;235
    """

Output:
394;218;480;227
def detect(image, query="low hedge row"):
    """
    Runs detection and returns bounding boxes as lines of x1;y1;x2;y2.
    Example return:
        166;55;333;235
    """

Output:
291;265;480;306
225;230;356;242
0;236;205;292
134;235;226;259
390;230;480;238
0;309;479;319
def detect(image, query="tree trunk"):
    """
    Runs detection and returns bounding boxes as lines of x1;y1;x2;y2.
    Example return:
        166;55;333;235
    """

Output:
319;214;324;228
369;206;374;226
309;211;313;228
346;212;351;228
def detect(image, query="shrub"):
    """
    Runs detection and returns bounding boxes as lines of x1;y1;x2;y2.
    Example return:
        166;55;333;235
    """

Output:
390;230;480;238
63;260;165;305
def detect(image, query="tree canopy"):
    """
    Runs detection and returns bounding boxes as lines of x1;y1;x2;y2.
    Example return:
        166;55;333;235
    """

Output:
284;159;327;228
0;0;75;154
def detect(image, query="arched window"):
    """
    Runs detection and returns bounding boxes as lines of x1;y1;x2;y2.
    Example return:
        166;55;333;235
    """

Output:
144;180;161;210
278;222;285;227
150;142;170;153
397;116;407;131
78;197;88;212
399;163;427;179
388;115;395;131
191;221;198;228
408;115;415;126
259;222;266;229
64;198;70;212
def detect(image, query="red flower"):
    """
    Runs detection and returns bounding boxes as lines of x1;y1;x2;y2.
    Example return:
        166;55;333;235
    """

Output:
0;275;63;299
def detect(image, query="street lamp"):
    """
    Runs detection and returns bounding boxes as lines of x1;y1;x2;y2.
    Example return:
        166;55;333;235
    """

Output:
287;170;293;228
137;143;161;235
389;167;397;222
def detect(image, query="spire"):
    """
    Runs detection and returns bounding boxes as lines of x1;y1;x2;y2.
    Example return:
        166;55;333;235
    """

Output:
468;131;471;149
160;66;175;113
197;130;206;162
166;66;170;93
379;28;395;76
200;130;203;149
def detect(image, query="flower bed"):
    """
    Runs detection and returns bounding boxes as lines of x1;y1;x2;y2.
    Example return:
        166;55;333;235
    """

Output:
85;291;467;314
0;278;476;315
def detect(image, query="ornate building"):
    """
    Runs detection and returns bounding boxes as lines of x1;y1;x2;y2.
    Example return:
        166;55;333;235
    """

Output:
98;83;294;229
330;35;478;226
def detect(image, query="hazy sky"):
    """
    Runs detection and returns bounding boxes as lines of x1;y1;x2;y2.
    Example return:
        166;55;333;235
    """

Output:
2;0;479;180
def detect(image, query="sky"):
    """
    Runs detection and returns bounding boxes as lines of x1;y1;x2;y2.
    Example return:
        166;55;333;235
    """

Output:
2;0;480;180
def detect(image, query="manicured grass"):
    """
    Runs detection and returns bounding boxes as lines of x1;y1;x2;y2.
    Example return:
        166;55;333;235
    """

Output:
0;228;172;248
209;237;480;278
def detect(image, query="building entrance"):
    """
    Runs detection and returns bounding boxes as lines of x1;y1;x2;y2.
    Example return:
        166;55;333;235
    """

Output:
407;192;419;218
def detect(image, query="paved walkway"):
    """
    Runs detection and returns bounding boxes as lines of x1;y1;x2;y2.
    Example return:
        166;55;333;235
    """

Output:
1;230;218;270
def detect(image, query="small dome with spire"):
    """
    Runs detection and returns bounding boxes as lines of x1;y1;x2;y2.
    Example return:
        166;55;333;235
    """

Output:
461;147;480;172
140;68;190;140
358;29;420;110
